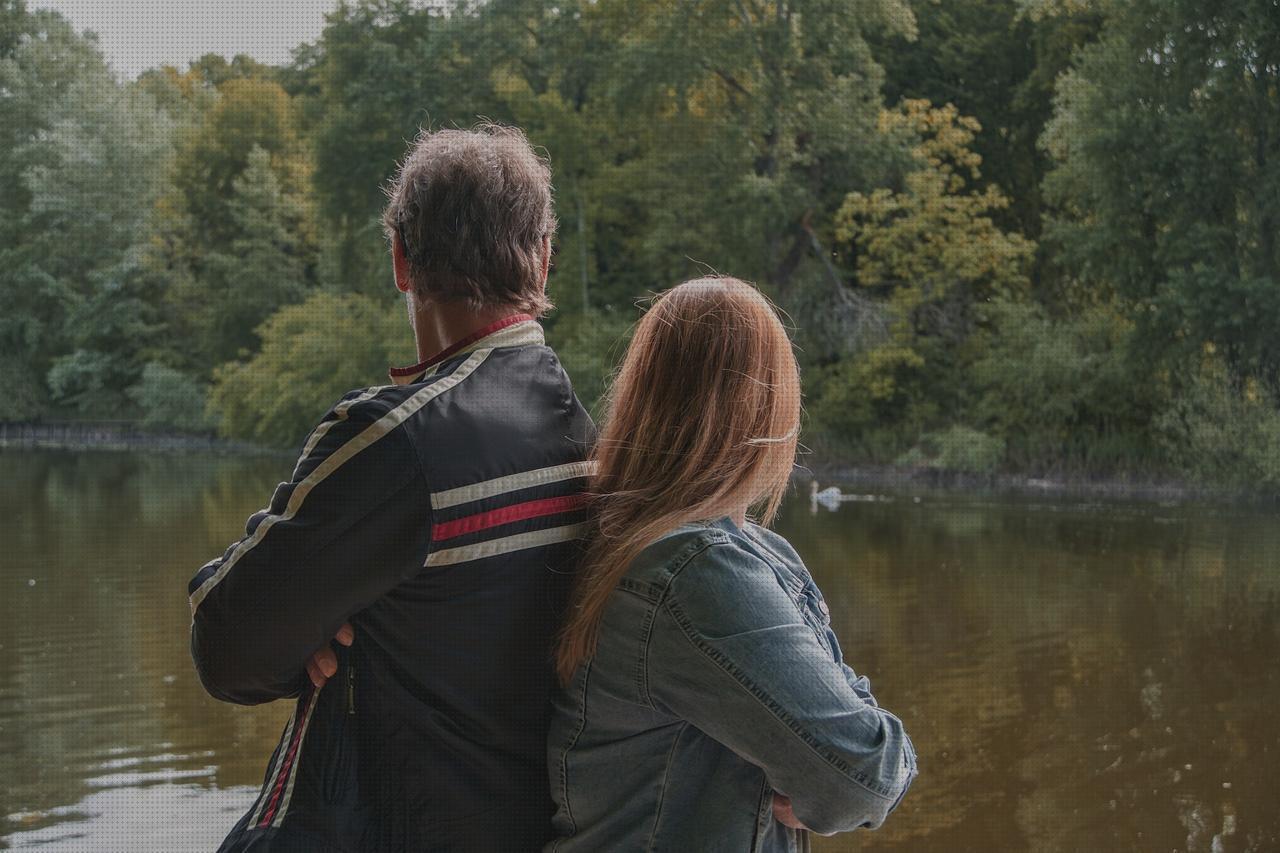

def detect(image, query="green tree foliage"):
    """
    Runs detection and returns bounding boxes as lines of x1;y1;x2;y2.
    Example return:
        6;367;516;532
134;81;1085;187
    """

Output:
126;362;215;433
179;145;310;367
208;292;413;447
586;0;915;299
152;73;317;374
8;0;1280;490
1155;353;1280;489
167;76;309;245
969;299;1166;472
1042;0;1280;388
868;0;1103;240
0;1;173;417
813;101;1034;457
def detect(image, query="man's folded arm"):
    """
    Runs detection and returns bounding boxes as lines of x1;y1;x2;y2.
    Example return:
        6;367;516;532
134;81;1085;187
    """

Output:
187;393;432;705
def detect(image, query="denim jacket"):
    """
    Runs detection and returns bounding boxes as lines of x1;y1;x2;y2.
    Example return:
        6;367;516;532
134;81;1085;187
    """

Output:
547;516;918;852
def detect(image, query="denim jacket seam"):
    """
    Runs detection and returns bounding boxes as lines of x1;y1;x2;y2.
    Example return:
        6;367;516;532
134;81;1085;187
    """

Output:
635;593;659;703
741;525;809;587
659;596;899;801
638;532;726;709
644;721;690;852
553;660;594;843
739;529;835;653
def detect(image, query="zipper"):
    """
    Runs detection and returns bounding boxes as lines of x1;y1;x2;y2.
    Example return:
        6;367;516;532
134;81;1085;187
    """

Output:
346;656;356;715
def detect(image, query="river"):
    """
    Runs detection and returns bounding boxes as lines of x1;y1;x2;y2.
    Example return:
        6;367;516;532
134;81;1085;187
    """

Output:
2;450;1276;851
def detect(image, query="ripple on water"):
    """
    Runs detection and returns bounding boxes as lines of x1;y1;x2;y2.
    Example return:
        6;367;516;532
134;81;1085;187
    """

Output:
5;783;259;850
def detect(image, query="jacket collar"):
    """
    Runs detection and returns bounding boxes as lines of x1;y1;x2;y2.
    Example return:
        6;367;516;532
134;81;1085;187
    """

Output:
388;313;544;386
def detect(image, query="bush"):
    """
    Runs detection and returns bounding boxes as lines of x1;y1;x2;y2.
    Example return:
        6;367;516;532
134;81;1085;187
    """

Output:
896;425;1005;474
45;349;132;415
544;309;635;418
126;362;216;433
208;292;412;447
807;342;936;461
969;300;1167;473
1155;357;1280;489
0;362;48;422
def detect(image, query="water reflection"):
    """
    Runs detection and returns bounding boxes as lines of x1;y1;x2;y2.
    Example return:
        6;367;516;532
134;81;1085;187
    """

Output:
2;452;1278;851
786;492;1280;852
1;451;296;848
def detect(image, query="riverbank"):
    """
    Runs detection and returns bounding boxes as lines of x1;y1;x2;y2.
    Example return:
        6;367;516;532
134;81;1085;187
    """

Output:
797;460;1254;505
0;421;290;457
3;420;1261;505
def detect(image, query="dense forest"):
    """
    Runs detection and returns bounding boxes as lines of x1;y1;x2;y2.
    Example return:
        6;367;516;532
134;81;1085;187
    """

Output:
3;0;1279;487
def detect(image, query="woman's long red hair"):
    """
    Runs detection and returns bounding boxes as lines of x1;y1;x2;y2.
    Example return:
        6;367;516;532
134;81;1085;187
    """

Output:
555;276;801;685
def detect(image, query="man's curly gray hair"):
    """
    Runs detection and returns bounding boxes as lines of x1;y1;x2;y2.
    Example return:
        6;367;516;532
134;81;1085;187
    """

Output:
382;122;557;316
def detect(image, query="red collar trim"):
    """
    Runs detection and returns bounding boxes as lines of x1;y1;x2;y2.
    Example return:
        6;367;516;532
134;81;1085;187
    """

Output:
388;313;535;379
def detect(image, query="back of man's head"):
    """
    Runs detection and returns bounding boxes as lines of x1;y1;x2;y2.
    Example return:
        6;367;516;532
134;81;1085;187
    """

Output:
382;122;556;316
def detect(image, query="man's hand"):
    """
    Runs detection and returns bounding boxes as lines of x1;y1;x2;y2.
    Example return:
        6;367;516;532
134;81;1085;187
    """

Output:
772;793;808;830
305;622;354;689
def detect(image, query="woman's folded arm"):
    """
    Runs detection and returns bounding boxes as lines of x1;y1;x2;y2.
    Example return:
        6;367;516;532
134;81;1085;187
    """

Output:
644;539;917;835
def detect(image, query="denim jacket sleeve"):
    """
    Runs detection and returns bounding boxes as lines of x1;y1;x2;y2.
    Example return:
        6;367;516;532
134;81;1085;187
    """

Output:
644;537;917;836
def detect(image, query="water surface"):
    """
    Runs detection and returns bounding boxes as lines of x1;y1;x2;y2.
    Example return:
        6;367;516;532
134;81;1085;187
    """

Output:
2;451;1276;851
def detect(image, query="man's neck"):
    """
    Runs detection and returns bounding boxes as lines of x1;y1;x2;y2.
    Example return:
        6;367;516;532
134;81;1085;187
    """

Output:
411;299;527;364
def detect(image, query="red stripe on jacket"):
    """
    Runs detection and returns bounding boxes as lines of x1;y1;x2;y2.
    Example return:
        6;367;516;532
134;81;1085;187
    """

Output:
388;313;534;378
259;687;316;827
431;493;588;541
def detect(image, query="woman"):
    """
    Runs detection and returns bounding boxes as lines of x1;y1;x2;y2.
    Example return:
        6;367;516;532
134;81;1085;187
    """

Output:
548;277;917;851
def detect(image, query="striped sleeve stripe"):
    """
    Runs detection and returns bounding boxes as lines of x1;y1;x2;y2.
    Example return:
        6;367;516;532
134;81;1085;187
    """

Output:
431;493;589;541
258;685;321;827
189;348;493;614
269;685;322;827
430;460;598;510
248;694;301;827
290;386;387;480
425;522;590;567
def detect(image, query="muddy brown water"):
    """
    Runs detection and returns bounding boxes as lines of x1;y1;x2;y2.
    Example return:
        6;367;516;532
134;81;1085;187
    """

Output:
2;450;1276;851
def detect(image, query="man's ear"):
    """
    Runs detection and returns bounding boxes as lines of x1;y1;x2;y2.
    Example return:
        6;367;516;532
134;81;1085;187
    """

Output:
392;232;412;294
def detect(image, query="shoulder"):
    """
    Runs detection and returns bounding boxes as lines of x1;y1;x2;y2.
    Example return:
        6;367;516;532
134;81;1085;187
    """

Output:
667;530;786;595
311;382;435;439
658;526;803;636
740;522;804;565
290;384;425;482
740;523;812;583
619;524;730;592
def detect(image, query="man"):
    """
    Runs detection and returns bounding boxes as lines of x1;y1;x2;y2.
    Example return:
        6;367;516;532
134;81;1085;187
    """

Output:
189;123;596;852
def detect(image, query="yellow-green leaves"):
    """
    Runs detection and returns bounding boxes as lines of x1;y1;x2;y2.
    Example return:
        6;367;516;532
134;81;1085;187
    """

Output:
836;100;1034;325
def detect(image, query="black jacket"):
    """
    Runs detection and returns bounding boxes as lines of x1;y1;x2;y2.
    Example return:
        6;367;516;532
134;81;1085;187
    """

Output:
189;316;596;851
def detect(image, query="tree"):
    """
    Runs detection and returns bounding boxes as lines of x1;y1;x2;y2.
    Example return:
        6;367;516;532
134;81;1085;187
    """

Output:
866;0;1103;242
0;2;174;416
586;0;917;302
166;75;311;249
208;292;413;447
838;100;1035;340
151;71;318;375
812;100;1035;456
185;145;310;367
1042;0;1280;389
